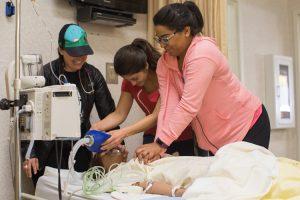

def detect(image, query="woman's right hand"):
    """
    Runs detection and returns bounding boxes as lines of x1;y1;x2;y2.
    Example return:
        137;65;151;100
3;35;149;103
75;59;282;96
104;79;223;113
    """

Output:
101;129;128;152
23;158;39;178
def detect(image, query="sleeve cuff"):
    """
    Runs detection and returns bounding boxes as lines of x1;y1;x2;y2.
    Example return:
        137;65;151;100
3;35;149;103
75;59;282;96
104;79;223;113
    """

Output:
155;131;176;147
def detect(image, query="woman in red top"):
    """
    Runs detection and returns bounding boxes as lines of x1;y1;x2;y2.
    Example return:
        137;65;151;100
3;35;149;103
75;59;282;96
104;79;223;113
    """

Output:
91;38;194;157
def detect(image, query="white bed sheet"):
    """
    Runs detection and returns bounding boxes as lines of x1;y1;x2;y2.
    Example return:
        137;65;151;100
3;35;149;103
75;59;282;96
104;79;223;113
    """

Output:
35;142;278;200
35;167;177;200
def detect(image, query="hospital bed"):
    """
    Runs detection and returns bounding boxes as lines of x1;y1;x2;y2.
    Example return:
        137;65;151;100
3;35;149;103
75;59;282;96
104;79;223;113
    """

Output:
35;167;181;200
35;142;300;200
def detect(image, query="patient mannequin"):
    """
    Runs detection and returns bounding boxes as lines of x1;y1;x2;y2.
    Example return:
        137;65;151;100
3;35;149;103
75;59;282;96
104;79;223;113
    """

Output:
134;157;300;199
90;146;128;172
81;142;300;199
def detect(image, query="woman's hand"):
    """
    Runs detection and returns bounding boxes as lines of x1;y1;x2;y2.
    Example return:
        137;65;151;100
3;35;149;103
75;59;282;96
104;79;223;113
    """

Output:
23;158;39;178
101;129;128;151
135;142;166;164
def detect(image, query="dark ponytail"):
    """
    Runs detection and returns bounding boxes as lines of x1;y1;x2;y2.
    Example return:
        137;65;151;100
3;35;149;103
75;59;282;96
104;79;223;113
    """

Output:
153;1;204;36
114;38;161;76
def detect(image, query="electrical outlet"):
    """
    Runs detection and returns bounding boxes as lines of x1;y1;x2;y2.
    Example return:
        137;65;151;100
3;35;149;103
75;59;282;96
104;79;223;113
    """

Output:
106;63;118;84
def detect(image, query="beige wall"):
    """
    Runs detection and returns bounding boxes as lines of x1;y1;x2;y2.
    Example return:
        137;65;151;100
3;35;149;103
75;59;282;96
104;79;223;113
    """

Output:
288;0;300;161
0;0;146;198
238;0;299;159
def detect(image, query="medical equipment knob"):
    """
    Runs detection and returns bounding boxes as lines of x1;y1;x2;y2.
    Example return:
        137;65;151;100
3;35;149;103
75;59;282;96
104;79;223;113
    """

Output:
0;98;14;110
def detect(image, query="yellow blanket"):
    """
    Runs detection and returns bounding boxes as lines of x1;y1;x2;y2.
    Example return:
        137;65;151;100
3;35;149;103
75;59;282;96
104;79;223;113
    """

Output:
263;157;300;200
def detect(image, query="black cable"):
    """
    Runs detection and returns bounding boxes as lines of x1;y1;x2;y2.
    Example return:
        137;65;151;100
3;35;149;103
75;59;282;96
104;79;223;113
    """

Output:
55;140;63;200
59;141;63;166
60;141;63;195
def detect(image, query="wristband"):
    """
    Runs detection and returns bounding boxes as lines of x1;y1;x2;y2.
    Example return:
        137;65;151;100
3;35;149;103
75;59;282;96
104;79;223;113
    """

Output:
144;180;153;193
155;138;168;149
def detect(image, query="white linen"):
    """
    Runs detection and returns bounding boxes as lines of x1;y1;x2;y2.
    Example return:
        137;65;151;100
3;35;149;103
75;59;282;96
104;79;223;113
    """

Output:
35;166;166;200
35;142;278;200
182;142;278;200
35;167;112;200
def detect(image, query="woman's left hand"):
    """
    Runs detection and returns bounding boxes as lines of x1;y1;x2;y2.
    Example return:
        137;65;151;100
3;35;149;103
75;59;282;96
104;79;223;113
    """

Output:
135;142;166;164
101;129;127;151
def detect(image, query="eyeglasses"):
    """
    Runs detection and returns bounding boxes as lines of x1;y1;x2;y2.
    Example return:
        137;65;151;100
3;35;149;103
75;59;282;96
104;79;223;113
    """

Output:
153;32;177;45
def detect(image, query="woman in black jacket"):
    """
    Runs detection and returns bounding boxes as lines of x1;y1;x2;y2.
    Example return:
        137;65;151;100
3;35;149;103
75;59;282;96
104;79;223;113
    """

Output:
22;24;117;186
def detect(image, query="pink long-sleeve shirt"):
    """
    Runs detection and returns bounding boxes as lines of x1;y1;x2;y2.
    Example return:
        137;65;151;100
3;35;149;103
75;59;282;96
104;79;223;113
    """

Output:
155;36;261;154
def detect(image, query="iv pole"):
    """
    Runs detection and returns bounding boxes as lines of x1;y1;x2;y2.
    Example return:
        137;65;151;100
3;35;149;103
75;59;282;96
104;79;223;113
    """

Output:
14;0;22;198
13;1;45;199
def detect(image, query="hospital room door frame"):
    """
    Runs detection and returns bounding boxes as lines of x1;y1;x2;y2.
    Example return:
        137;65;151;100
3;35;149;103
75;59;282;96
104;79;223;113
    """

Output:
293;10;300;160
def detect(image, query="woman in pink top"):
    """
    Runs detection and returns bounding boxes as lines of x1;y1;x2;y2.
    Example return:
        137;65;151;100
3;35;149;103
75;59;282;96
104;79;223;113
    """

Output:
91;38;194;156
136;1;270;163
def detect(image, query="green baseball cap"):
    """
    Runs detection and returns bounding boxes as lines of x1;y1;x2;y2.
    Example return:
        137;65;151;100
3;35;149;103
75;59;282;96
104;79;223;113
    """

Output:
58;24;94;57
